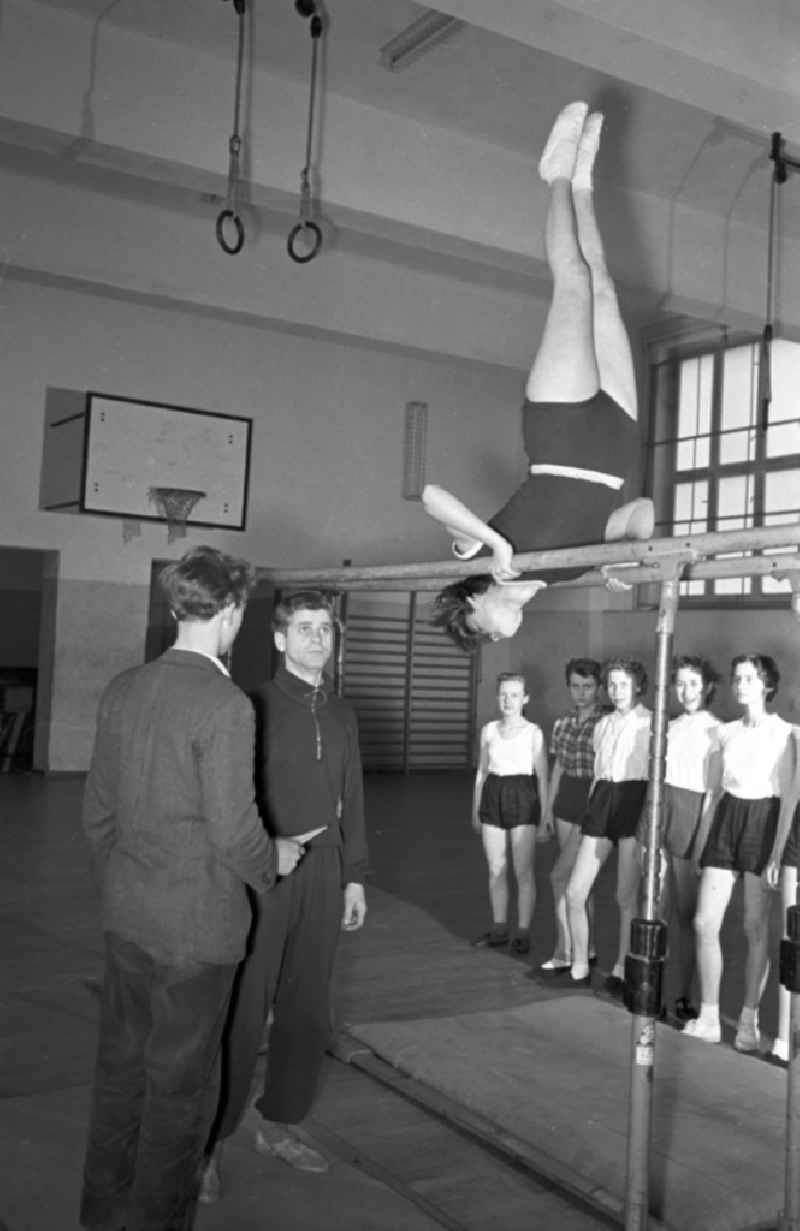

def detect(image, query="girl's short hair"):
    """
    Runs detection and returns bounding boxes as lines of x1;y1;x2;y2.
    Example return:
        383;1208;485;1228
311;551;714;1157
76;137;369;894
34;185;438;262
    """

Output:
730;653;780;701
564;657;601;684
432;575;493;653
602;656;648;696
672;654;720;704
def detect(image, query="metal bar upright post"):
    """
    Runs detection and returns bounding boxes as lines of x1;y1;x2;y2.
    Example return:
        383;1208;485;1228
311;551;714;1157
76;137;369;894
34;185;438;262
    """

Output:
781;891;800;1230
624;557;688;1231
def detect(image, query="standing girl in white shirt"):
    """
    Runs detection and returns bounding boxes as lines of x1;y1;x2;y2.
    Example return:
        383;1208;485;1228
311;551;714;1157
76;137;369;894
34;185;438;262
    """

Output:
656;656;722;1023
684;654;795;1052
567;658;651;994
473;673;551;955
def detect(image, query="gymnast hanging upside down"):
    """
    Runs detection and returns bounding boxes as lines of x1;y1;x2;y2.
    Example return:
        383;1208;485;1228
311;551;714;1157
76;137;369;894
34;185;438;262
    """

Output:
423;102;654;651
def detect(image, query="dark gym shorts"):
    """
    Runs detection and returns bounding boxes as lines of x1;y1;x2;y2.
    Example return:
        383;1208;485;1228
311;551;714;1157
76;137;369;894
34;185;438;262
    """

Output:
662;784;707;861
479;773;540;831
582;779;648;844
701;792;779;876
552;773;593;824
781;801;800;869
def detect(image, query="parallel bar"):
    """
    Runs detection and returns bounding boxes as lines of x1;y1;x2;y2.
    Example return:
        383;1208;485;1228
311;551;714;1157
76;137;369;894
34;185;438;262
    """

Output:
260;549;800;593
260;522;800;588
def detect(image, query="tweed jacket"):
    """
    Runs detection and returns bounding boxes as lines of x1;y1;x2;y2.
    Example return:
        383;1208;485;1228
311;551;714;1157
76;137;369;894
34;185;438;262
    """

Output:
83;648;275;965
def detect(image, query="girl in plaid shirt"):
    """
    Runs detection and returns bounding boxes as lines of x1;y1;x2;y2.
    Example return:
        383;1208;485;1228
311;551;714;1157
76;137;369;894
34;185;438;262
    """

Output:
540;658;605;974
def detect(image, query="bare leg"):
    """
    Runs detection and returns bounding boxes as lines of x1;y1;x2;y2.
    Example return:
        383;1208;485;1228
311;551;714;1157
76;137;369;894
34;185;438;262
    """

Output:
527;105;599;404
481;825;509;928
742;871;771;1010
549;818;594;963
510;825;537;931
693;867;736;1022
571;115;637;421
567;834;611;977
614;838;642;977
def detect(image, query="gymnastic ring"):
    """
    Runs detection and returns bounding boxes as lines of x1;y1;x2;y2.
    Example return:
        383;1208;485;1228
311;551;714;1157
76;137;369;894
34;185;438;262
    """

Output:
287;219;322;264
216;209;245;255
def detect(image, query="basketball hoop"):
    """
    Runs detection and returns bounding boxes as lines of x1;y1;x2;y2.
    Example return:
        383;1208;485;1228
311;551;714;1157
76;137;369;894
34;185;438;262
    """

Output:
148;487;205;542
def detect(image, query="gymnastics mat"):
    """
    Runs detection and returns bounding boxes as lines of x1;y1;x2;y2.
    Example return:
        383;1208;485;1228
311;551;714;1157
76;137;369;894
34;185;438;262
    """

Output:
347;997;785;1231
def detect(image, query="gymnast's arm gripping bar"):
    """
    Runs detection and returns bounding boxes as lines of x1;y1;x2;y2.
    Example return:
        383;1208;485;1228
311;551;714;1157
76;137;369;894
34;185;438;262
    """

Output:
258;520;800;589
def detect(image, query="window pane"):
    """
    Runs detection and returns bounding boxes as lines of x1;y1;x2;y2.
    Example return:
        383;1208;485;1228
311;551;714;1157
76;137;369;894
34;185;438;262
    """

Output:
767;340;800;459
673;480;708;529
677;355;712;470
764;469;800;522
716;474;754;530
720;345;757;465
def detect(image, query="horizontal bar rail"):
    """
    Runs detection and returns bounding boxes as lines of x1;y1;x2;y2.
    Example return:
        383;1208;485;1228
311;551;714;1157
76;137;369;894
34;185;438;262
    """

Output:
259;521;800;590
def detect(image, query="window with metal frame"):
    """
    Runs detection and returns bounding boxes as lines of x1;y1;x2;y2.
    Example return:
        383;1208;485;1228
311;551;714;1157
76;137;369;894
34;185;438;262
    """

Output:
648;336;800;603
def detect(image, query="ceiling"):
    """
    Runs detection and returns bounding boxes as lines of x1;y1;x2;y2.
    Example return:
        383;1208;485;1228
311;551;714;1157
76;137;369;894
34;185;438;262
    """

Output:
2;0;800;361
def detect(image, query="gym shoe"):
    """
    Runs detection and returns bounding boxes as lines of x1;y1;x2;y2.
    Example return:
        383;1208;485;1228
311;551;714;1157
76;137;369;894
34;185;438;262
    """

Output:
511;934;530;955
734;1014;760;1053
682;1017;721;1044
255;1127;329;1173
538;101;588;183
198;1151;221;1204
540;957;571;973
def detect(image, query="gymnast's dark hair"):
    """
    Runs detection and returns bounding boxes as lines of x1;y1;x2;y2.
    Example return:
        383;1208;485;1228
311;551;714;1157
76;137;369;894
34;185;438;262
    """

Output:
565;658;602;684
602;656;648;697
672;654;720;705
730;652;780;701
159;545;255;620
432;575;494;654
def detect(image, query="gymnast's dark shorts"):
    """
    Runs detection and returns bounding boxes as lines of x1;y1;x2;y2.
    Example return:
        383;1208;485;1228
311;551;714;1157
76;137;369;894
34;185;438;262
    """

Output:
661;784;707;861
781;801;800;869
701;792;779;876
581;779;648;844
552;773;593;824
479;773;540;830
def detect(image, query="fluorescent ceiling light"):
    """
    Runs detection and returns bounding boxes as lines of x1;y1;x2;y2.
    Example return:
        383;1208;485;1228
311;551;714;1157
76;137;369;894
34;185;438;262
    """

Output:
379;9;464;71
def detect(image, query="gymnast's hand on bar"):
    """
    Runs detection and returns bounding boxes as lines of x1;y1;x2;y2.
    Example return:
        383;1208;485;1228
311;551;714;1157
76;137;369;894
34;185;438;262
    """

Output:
490;538;522;583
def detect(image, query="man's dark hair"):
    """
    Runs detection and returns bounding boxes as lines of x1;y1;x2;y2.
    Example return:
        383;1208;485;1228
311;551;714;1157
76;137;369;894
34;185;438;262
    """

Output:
432;575;493;654
272;590;336;634
731;652;780;701
672;654;720;705
565;658;602;685
602;656;648;697
159;546;254;620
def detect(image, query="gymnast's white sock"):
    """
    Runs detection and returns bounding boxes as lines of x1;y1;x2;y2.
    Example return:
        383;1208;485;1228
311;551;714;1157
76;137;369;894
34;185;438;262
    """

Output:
572;111;603;191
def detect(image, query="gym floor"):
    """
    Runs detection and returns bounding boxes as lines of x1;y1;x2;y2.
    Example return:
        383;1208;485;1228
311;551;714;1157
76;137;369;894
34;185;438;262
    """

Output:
0;771;787;1230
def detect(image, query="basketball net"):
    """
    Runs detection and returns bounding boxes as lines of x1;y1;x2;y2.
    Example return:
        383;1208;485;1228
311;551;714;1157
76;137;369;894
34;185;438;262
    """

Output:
148;487;205;543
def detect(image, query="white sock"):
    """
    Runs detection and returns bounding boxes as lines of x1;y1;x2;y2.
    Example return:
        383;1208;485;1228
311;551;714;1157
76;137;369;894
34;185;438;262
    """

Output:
698;1002;720;1026
739;1006;757;1028
571;962;590;980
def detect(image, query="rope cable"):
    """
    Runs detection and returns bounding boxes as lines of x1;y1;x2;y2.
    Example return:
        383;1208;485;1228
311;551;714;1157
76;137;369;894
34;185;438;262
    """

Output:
216;0;247;255
288;10;323;264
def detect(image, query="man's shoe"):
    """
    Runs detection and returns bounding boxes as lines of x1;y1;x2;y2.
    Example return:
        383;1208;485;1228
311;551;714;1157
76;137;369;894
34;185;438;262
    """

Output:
255;1126;329;1173
198;1151;221;1204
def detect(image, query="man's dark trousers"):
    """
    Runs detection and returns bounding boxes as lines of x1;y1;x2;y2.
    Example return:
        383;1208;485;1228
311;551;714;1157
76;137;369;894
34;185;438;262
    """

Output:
214;845;343;1138
80;932;235;1231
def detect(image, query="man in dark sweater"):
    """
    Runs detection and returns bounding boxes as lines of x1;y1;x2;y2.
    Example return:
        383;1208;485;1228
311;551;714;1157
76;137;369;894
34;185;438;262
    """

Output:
80;546;302;1231
203;589;367;1194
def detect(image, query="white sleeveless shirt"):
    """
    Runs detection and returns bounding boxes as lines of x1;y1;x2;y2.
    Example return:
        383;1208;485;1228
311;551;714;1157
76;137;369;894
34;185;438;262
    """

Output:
483;720;543;776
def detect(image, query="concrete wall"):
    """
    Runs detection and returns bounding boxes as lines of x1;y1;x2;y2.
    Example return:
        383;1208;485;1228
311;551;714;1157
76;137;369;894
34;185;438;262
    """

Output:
1;276;526;769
